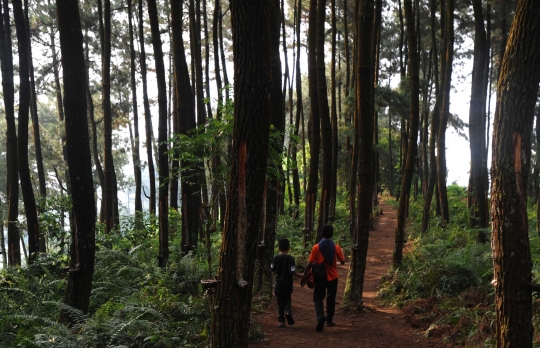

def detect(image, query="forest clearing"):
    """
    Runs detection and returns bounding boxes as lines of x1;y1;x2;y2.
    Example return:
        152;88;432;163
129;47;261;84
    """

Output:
1;0;540;347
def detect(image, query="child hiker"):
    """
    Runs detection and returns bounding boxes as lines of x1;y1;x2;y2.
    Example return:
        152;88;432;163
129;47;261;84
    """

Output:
271;238;305;328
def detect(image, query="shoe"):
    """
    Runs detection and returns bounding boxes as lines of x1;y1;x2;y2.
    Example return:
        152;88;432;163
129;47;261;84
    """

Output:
285;312;295;325
278;322;286;328
326;321;336;327
316;317;326;332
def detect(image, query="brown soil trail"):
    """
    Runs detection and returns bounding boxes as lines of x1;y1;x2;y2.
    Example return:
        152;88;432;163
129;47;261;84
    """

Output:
249;200;441;348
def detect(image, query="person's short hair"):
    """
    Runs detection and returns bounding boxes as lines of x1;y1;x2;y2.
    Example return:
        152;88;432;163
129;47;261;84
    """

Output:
321;224;334;239
278;238;290;251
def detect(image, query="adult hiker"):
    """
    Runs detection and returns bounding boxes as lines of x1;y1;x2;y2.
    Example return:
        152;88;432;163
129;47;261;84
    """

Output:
301;224;345;332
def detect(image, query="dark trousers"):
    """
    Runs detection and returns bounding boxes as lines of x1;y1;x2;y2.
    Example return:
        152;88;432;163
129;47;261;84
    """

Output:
275;283;292;322
313;278;338;322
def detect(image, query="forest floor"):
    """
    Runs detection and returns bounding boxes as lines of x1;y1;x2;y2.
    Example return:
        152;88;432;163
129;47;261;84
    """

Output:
249;199;448;348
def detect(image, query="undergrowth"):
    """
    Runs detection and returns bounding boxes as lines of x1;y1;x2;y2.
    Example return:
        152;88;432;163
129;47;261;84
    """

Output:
378;184;540;347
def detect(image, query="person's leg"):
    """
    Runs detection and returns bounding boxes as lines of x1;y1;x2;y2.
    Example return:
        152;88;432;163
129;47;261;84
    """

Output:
313;278;327;331
326;278;338;324
285;289;295;325
275;285;286;324
313;278;327;321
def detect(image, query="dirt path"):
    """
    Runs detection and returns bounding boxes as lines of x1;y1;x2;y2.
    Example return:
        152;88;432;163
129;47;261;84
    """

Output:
250;200;441;348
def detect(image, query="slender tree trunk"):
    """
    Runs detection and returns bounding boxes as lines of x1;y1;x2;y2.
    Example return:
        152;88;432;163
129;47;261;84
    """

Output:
26;0;45;199
316;0;332;239
393;0;420;267
56;0;96;324
329;0;337;220
291;0;302;219
255;0;282;296
468;0;489;237
304;0;320;247
139;0;156;215
189;0;209;210
421;0;442;233
212;0;226;226
436;0;454;225
171;0;201;253
218;4;229;101
128;0;143;218
210;0;271;345
343;0;375;308
491;2;540;346
13;0;40;261
147;0;169;267
371;0;382;216
102;0;118;233
0;217;6;267
1;0;20;266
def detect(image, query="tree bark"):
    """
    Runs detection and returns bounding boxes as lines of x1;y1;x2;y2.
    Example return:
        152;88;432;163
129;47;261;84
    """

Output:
292;0;303;219
255;0;282;296
12;0;40;261
128;0;143;218
342;0;374;308
421;0;441;233
138;0;156;215
329;0;338;220
491;1;540;346
304;0;320;247
316;0;332;239
146;0;169;267
171;0;201;253
393;0;420;267
210;0;271;345
0;0;20;266
468;0;489;235
56;0;96;324
436;0;454;225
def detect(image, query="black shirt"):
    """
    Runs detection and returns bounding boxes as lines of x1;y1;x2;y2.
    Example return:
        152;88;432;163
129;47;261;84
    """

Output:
271;253;296;287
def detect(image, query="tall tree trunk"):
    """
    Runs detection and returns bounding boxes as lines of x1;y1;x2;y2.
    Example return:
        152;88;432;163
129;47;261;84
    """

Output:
292;0;302;219
329;0;338;220
189;0;208;210
304;0;320;247
1;0;20;266
102;0;117;233
128;0;143;218
147;0;169;268
316;0;332;239
82;29;104;222
170;0;201;253
203;0;212;122
468;0;489;236
491;1;540;346
436;0;454;225
343;0;374;309
13;0;40;261
210;0;271;345
371;0;382;214
421;0;441;233
255;0;282;296
138;0;156;215
218;3;229;101
26;0;45;200
393;0;420;267
56;0;96;324
212;0;226;227
0;216;6;267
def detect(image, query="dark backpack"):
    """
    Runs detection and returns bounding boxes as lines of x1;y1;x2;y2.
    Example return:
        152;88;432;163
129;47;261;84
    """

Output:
312;263;327;282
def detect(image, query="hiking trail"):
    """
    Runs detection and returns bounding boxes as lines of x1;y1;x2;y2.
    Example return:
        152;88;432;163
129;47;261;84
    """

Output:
249;200;444;348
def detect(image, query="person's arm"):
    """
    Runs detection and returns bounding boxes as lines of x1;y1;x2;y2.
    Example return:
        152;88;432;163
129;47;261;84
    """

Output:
336;245;345;265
